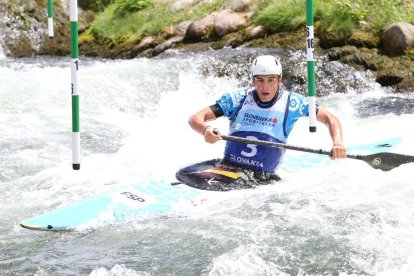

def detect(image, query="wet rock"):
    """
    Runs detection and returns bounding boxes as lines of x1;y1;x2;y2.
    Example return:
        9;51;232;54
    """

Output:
396;77;414;93
138;48;154;58
130;36;160;57
318;31;347;49
347;31;380;48
327;45;358;61
212;32;244;48
376;70;404;86
325;45;414;89
153;36;184;56
5;33;33;57
0;1;48;57
246;31;306;51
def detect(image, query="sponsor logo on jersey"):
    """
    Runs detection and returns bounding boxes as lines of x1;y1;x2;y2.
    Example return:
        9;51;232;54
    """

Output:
289;95;300;111
242;112;277;127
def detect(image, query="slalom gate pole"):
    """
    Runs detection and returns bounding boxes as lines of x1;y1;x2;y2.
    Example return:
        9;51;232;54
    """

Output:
70;0;80;170
306;0;317;132
47;0;54;37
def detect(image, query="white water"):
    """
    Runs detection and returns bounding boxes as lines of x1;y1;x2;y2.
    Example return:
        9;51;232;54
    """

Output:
0;49;414;275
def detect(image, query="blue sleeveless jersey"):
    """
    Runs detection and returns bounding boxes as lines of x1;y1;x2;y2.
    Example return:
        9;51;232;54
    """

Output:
216;88;310;172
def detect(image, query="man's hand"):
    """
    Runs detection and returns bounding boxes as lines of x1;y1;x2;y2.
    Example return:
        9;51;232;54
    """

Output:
330;144;347;159
204;127;221;144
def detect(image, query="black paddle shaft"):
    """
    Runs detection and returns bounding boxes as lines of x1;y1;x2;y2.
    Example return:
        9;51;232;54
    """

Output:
218;134;414;171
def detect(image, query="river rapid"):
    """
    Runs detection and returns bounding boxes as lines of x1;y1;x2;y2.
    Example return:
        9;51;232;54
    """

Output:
1;48;414;275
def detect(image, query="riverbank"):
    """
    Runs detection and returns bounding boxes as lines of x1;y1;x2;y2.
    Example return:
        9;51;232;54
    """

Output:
1;0;413;92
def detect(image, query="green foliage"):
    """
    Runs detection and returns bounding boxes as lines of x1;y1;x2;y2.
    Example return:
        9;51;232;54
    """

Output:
89;0;224;43
254;0;414;38
364;0;413;30
322;0;413;31
79;0;115;12
314;0;358;39
87;0;413;45
255;0;305;32
334;0;367;22
114;0;153;17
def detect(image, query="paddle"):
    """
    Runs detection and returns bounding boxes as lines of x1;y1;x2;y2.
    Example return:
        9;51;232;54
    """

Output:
217;133;414;171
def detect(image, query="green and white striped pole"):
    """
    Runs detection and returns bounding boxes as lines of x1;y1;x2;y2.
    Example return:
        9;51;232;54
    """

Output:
47;0;53;37
70;0;80;170
306;0;317;132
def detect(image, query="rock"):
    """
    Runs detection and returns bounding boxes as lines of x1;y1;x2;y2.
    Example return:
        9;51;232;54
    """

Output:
153;36;184;55
130;36;163;58
174;20;193;36
347;31;380;48
78;10;95;33
206;32;244;49
135;36;157;51
225;0;254;12
213;10;248;37
244;25;266;40
325;44;413;88
396;77;414;93
383;22;414;55
163;25;175;39
376;70;404;86
319;31;347;49
327;45;358;61
78;0;107;12
170;0;214;13
170;0;197;13
138;48;154;58
5;33;33;57
246;31;305;51
185;12;218;41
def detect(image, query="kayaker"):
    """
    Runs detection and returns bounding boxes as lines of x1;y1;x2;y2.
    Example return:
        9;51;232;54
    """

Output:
188;55;346;182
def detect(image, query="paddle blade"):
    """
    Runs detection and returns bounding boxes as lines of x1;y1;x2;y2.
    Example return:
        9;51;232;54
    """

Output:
361;152;414;171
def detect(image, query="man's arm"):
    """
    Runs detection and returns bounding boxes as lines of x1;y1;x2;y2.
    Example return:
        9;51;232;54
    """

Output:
188;106;221;144
316;107;347;159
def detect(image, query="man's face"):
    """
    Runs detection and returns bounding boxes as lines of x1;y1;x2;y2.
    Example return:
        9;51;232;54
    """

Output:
253;75;282;102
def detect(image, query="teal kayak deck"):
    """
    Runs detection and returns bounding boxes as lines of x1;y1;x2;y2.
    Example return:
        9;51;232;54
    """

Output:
20;138;401;231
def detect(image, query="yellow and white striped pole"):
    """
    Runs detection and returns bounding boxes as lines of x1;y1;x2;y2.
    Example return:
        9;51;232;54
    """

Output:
70;0;80;170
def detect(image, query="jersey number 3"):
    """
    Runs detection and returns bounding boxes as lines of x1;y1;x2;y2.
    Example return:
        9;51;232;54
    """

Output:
241;136;258;157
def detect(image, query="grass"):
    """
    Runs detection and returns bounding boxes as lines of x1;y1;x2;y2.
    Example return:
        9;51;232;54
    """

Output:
254;0;414;39
85;0;414;45
88;0;224;43
255;0;306;32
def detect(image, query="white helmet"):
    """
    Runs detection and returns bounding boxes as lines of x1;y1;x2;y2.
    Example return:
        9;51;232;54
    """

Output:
250;55;282;76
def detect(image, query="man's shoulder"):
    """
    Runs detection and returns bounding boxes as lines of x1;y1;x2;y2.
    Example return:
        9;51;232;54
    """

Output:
284;90;307;102
216;87;252;116
221;87;251;102
225;87;252;96
280;88;301;98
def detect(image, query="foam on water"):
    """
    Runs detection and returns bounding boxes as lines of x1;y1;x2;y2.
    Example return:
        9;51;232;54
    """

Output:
1;51;414;275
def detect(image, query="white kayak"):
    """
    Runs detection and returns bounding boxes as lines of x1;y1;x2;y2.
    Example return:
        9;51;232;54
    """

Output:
20;138;401;231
